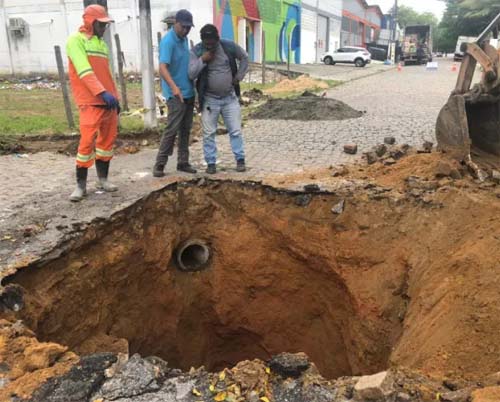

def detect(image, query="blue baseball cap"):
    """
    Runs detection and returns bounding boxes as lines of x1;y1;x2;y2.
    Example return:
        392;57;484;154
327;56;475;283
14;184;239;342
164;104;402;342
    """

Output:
175;9;194;27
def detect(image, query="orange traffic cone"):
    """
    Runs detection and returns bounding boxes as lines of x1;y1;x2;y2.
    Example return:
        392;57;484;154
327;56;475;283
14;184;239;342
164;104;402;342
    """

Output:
451;63;458;72
397;62;403;72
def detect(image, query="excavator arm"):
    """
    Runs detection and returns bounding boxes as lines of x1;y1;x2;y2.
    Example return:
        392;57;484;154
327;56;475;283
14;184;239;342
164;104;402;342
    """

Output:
436;12;500;162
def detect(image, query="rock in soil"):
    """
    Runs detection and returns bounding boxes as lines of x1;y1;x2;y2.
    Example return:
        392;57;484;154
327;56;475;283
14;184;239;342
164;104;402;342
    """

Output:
365;151;378;165
375;144;388;157
384;136;396;145
303;184;321;192
268;352;310;378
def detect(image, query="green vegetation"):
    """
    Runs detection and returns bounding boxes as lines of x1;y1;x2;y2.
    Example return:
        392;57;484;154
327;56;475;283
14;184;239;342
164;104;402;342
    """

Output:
391;1;499;53
438;0;500;52
0;81;148;137
0;77;340;137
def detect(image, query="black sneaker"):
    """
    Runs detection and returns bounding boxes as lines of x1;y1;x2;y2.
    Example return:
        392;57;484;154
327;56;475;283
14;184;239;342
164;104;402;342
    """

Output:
236;159;246;172
177;163;197;174
153;164;165;177
206;164;216;174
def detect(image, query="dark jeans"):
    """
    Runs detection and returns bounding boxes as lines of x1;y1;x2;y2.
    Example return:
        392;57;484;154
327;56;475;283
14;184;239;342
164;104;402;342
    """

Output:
155;96;194;166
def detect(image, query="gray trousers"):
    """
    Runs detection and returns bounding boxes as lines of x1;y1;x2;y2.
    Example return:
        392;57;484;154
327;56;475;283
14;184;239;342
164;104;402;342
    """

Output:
155;96;194;166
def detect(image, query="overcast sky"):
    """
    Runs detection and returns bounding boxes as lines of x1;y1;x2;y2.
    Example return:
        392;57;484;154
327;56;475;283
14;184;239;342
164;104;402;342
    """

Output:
372;0;446;20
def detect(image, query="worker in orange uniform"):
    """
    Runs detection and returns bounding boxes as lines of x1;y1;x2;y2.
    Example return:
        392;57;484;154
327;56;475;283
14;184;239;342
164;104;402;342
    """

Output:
66;4;120;202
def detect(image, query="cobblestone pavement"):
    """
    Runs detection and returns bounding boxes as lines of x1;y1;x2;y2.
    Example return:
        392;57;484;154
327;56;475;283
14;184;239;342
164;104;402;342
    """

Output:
282;60;394;82
190;59;457;174
0;59;459;270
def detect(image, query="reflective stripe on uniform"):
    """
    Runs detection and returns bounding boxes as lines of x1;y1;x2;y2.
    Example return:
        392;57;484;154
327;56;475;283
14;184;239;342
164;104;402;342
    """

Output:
78;68;93;78
86;50;108;58
66;32;109;77
96;148;113;157
76;152;96;162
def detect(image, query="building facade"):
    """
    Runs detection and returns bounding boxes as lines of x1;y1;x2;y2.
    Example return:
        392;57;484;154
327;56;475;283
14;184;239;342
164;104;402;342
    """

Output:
300;0;342;63
0;0;306;73
0;0;386;73
341;0;382;48
214;0;301;64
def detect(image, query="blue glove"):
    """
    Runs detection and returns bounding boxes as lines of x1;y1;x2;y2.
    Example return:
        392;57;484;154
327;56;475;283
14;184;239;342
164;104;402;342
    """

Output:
100;91;119;109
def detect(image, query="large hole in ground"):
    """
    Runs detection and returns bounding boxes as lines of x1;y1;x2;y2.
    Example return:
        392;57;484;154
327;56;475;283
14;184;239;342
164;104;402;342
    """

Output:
5;179;498;380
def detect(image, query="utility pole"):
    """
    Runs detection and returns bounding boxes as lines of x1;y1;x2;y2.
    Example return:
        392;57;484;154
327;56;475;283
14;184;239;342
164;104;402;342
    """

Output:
391;0;398;63
138;0;157;128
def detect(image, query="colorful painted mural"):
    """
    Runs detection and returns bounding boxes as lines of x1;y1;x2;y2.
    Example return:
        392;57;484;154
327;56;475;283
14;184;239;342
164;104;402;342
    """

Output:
213;0;301;63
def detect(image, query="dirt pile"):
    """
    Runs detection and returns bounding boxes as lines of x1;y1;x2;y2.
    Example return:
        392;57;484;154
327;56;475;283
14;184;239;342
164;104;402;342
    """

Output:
264;75;329;94
250;93;363;121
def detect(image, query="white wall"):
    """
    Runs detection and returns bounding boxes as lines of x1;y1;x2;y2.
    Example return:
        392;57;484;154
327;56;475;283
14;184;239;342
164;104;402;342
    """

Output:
0;0;213;74
300;0;342;64
300;7;316;64
329;17;340;52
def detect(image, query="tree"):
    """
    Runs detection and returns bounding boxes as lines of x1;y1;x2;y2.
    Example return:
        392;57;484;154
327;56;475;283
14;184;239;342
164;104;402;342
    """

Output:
437;0;500;52
390;5;439;29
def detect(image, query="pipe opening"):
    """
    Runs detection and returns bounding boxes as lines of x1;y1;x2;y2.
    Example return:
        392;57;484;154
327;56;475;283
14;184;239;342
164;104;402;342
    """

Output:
176;240;210;272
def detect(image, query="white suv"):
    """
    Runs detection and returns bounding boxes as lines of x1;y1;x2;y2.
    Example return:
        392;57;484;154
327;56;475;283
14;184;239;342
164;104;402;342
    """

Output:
321;46;372;67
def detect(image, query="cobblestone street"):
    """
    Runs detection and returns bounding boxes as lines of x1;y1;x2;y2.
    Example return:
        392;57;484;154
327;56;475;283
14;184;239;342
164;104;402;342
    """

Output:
190;59;457;174
0;59;459;269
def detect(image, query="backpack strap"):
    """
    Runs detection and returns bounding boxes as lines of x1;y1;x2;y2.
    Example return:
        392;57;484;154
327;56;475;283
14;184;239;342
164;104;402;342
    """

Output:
220;40;241;97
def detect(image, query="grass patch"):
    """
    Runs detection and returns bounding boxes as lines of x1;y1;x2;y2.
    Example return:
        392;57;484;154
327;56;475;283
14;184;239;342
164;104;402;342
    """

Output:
0;80;157;137
0;77;341;137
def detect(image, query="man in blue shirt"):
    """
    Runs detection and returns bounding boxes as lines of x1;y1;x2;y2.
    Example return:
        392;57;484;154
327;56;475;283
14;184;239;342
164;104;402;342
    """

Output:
153;9;196;177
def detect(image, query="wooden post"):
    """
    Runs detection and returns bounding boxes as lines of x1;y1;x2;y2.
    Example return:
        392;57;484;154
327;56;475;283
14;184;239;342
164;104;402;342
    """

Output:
261;31;266;85
157;31;162;49
54;45;75;129
275;34;278;82
287;35;291;78
114;33;129;111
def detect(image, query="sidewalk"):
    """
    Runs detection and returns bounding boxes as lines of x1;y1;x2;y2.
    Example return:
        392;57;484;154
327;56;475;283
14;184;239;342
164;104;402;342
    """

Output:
278;61;395;82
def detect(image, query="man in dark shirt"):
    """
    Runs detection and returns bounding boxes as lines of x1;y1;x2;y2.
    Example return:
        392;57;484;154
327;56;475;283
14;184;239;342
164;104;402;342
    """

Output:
189;24;249;174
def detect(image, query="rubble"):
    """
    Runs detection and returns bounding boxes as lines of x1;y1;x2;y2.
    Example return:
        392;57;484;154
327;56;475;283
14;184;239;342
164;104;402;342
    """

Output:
269;353;310;379
344;144;358;154
353;371;395;401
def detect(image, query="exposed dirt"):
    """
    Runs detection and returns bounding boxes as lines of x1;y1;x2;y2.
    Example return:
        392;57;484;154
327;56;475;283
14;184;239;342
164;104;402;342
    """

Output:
1;152;500;400
250;93;364;121
0;319;78;400
263;75;329;94
0;119;203;156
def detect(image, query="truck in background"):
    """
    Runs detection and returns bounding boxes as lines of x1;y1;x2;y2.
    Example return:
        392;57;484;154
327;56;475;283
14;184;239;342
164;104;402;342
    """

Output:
401;25;433;65
454;36;476;61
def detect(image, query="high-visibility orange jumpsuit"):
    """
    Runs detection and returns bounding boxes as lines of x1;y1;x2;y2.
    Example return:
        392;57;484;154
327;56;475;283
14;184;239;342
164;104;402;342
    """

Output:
66;9;119;168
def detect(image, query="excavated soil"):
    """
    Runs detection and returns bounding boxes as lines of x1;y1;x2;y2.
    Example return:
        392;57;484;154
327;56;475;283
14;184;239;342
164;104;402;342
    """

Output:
1;153;500;400
250;94;363;120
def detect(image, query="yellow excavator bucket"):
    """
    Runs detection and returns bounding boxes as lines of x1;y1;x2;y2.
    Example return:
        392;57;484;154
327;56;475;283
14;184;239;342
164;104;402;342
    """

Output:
436;13;500;161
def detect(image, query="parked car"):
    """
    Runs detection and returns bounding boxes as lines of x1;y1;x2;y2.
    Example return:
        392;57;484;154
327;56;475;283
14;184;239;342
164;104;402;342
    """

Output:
321;46;372;67
434;51;443;58
367;45;387;62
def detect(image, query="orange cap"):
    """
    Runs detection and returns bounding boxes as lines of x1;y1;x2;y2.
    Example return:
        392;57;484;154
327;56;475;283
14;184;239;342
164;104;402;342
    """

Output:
83;4;114;23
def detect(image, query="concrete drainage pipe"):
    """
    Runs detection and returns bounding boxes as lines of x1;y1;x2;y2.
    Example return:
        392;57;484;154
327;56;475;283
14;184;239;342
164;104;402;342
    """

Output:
176;240;210;272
